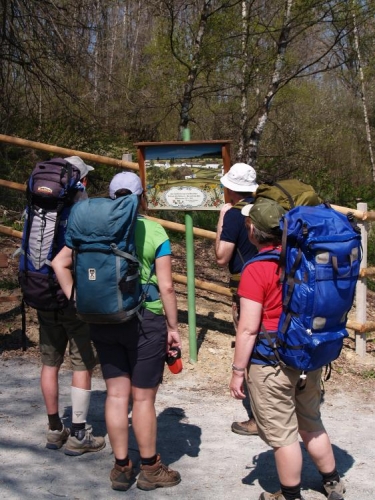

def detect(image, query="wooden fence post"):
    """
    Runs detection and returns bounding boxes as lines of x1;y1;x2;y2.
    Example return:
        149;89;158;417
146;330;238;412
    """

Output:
356;202;368;356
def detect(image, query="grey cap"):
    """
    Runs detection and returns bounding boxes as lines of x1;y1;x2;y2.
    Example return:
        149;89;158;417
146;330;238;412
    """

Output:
65;156;94;179
109;172;143;199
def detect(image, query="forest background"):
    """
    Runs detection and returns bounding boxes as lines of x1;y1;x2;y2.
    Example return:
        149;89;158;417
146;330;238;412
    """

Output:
1;0;375;262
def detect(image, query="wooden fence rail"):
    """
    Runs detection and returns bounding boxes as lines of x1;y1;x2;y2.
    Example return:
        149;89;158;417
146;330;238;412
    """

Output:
1;208;374;351
0;133;374;357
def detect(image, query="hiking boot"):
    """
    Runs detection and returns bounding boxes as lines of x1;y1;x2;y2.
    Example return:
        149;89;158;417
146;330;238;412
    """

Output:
323;479;346;500
231;418;258;436
110;461;134;491
259;492;305;500
46;425;70;449
137;454;181;491
64;424;106;456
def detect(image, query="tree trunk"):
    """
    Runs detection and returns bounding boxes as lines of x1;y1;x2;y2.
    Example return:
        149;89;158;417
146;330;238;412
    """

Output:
178;0;212;140
236;0;250;162
351;2;375;180
246;0;293;167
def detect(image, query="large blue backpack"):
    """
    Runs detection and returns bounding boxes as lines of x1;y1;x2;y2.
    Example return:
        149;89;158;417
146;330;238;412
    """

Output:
243;203;362;372
65;195;144;323
18;158;82;310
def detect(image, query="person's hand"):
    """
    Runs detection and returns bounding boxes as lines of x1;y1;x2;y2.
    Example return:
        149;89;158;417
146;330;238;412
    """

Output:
229;372;246;399
167;329;181;353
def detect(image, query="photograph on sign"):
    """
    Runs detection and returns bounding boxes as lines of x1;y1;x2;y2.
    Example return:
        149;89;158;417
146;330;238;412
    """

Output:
142;143;227;210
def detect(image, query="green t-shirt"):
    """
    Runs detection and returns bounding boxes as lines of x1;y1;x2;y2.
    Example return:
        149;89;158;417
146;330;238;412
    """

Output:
135;216;171;315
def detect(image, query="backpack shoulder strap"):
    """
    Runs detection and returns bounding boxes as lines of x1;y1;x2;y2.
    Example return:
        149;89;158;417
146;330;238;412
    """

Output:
232;200;254;264
232;200;249;210
273;181;295;209
240;248;284;366
242;248;281;273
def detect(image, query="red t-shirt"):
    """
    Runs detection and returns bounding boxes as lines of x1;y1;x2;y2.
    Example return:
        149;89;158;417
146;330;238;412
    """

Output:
237;247;282;331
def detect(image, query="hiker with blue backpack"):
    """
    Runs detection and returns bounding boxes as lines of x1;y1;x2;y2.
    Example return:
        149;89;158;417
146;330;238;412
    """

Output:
18;156;105;455
52;171;182;492
229;196;353;500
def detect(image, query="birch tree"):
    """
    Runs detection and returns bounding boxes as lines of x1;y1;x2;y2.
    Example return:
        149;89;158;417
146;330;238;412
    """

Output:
229;0;369;168
351;0;375;180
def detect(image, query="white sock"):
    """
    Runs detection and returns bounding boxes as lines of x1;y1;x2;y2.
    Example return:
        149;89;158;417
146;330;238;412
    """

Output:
71;386;91;424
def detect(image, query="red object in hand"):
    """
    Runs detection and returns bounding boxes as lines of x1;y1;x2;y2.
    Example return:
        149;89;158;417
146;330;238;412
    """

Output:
166;347;183;374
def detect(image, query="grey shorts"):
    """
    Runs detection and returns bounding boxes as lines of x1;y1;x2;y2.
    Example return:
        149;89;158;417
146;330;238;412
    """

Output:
247;363;325;448
37;308;97;371
89;309;168;389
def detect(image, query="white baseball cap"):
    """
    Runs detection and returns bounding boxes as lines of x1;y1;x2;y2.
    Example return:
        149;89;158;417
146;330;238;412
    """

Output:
109;172;143;199
65;156;94;179
220;163;258;192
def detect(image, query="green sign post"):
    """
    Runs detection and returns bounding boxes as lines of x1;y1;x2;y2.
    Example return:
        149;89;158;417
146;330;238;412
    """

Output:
135;140;232;362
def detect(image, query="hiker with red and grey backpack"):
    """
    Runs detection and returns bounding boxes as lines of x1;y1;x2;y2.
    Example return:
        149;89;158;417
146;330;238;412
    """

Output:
229;197;349;500
18;156;105;456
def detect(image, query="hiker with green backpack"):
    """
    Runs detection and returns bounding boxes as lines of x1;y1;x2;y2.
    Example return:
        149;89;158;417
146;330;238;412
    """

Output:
215;162;259;436
229;197;348;500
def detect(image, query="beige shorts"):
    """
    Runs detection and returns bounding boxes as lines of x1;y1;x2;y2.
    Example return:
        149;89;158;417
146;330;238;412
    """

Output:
246;363;325;448
38;309;97;371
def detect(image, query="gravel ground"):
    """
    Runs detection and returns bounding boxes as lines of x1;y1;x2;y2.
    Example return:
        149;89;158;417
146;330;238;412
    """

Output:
0;356;374;500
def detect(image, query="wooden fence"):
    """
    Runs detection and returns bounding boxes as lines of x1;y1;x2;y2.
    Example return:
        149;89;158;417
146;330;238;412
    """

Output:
1;134;375;357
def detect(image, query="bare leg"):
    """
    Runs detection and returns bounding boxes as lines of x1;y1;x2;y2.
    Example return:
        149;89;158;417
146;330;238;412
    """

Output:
105;375;132;459
299;429;336;474
274;440;303;486
40;365;60;414
131;385;158;458
71;369;92;390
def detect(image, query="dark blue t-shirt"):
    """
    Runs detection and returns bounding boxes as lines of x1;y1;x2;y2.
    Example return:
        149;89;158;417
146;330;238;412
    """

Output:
220;196;258;275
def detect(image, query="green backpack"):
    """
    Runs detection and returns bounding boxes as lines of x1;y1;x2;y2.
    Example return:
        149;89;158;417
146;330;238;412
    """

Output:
255;179;321;210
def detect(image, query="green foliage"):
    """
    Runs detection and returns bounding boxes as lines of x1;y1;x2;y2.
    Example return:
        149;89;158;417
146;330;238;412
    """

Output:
151;209;218;230
367;222;375;276
0;278;19;291
1;0;375;268
361;368;375;379
192;210;219;232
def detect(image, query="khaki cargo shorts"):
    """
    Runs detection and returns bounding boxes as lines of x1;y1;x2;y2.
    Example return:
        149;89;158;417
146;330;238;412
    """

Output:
246;363;325;448
37;308;97;371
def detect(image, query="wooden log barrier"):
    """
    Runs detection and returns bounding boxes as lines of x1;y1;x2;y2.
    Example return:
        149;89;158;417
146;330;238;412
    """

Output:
172;273;231;297
1;175;375;335
0;225;22;238
360;267;375;278
0;179;26;191
330;203;375;222
146;216;216;240
346;319;375;334
0;295;22;303
0;134;139;171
